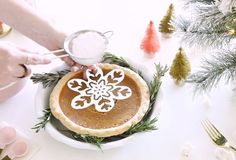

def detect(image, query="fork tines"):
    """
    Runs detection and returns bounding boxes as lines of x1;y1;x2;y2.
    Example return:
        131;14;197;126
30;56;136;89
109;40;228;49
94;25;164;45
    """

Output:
202;119;223;141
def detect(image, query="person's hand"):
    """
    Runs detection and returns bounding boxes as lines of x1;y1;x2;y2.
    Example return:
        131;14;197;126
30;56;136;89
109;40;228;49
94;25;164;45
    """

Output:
61;56;97;79
53;51;96;79
60;56;82;72
0;42;51;86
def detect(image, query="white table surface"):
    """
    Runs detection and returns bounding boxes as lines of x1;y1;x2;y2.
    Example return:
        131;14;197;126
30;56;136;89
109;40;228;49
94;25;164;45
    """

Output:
1;0;236;159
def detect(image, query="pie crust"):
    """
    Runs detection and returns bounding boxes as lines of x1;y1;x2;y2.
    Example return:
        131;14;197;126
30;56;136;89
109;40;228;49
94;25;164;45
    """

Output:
50;63;150;137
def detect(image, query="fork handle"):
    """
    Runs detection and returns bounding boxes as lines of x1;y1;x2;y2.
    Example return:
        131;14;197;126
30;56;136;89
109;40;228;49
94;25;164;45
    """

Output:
229;145;236;152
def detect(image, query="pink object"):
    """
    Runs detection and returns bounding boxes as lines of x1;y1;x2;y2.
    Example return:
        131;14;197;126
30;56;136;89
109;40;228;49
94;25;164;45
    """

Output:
140;21;160;56
7;140;28;159
0;79;27;102
0;126;16;149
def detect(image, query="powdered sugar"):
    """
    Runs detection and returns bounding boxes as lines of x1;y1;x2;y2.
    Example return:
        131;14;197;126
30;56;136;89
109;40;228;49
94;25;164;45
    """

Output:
70;31;107;59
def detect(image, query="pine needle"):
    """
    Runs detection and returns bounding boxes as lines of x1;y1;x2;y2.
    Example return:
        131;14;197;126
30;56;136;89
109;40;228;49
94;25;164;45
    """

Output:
174;3;236;49
187;49;236;93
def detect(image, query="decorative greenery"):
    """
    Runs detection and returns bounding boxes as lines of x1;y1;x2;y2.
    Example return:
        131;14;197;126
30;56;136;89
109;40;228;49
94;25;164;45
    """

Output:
159;3;175;34
146;64;168;117
31;53;167;148
31;108;51;133
183;0;215;5
186;49;236;93
102;52;132;68
30;70;69;88
175;2;236;48
102;52;144;78
175;0;236;93
124;118;158;135
169;47;191;84
72;134;105;149
67;118;157;149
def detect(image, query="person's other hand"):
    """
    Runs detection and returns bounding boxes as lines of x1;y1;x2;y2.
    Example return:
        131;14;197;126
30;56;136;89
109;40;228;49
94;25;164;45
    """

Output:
55;51;96;79
0;42;51;86
60;56;82;72
62;56;97;79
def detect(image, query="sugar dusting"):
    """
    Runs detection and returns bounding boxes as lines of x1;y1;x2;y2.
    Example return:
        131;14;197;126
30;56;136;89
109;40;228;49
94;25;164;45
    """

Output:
71;31;106;59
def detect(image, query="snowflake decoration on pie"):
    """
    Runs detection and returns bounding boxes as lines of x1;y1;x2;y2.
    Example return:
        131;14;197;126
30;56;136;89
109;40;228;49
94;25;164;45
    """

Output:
67;67;132;112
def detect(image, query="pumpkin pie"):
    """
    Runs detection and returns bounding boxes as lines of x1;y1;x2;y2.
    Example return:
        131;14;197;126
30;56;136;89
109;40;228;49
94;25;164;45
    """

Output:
50;63;150;137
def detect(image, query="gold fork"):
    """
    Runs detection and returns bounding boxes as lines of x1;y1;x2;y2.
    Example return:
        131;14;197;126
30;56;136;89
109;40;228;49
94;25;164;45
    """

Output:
202;119;236;152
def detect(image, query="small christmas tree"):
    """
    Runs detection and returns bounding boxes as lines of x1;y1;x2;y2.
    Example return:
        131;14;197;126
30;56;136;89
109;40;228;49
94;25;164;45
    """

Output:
169;47;191;84
159;4;175;35
140;21;160;56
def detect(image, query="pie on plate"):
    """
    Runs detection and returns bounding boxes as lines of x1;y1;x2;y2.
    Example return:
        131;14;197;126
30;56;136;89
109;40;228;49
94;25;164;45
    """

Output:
50;63;150;137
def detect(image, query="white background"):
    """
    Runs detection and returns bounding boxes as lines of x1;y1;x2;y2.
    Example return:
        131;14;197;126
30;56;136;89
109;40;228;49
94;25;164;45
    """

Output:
1;0;236;159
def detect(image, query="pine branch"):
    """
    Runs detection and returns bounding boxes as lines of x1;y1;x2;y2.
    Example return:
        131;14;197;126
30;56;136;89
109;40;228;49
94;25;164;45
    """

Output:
175;16;235;48
183;0;214;5
30;70;69;88
186;49;236;93
31;108;51;133
190;4;236;32
175;3;236;48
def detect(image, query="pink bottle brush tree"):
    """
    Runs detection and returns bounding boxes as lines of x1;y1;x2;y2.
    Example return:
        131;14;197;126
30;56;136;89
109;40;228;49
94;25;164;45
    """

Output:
140;21;160;56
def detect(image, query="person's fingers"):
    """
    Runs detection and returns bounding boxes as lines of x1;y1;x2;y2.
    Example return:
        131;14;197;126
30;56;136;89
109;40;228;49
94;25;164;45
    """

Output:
81;65;97;80
11;64;31;79
71;63;82;72
87;64;97;73
17;53;51;65
14;44;36;53
4;42;50;65
61;56;75;67
82;66;88;80
71;66;80;72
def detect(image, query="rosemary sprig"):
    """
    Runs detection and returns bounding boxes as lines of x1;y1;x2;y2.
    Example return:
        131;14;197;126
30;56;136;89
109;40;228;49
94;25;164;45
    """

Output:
102;52;143;76
63;118;157;149
145;64;168;118
72;134;104;149
102;52;132;68
124;118;158;135
30;70;69;88
31;108;51;133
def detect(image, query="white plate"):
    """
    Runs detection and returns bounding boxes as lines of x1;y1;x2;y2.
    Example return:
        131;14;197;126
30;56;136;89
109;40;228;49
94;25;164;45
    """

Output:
34;61;162;150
